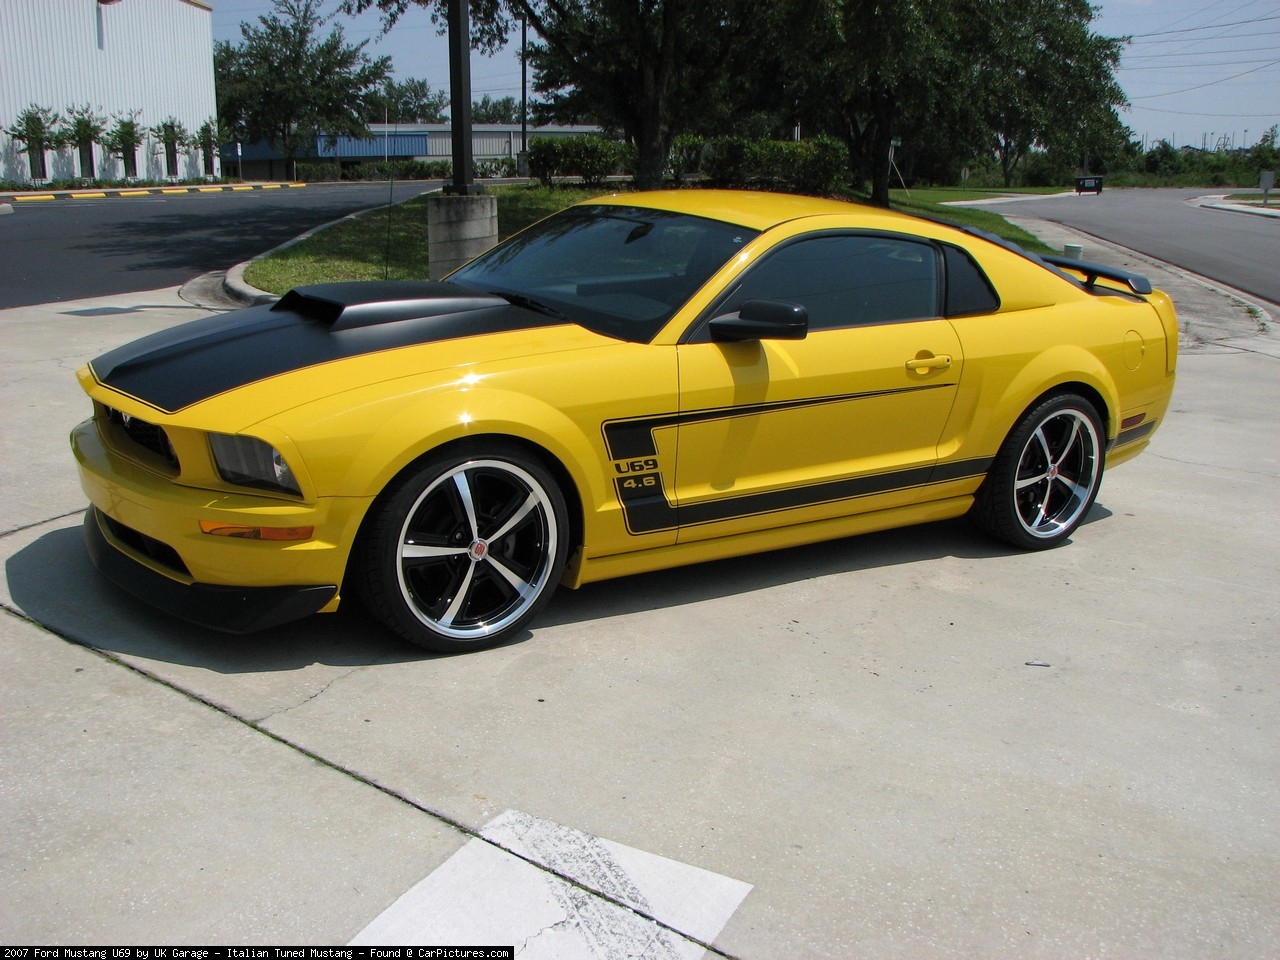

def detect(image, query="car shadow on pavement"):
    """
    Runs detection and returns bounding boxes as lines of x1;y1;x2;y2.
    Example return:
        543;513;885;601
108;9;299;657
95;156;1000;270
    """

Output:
7;505;1113;673
5;525;420;673
536;510;1110;631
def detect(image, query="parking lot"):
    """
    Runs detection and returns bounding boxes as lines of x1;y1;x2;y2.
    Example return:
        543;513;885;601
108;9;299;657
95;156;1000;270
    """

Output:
2;224;1278;956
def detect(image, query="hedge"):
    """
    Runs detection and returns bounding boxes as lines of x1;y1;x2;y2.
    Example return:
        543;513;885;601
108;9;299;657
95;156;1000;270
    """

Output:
528;136;628;187
699;136;848;195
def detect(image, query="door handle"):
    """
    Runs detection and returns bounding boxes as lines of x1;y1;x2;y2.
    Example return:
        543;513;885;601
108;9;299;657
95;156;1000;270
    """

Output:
906;354;953;371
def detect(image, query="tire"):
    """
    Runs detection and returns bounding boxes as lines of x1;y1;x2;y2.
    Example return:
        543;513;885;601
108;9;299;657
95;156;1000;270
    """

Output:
355;444;569;653
972;394;1105;550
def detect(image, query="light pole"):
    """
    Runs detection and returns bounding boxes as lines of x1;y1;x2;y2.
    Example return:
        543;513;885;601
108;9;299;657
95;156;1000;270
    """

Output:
444;0;480;194
428;0;498;280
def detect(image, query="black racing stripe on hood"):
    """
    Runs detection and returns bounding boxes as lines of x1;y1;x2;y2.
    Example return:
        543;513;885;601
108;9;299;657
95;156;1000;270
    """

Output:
89;281;567;412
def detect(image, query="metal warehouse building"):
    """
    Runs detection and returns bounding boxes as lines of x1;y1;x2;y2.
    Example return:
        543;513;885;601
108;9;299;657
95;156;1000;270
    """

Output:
0;0;218;184
227;124;605;181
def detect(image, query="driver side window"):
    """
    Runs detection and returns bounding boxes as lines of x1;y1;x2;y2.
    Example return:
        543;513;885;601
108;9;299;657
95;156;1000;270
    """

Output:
721;234;941;331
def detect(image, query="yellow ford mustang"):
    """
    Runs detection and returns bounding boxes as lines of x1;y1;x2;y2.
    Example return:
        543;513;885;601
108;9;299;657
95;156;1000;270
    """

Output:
72;190;1178;652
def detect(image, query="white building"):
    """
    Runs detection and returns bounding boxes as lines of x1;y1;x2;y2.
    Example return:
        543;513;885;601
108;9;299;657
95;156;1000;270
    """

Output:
0;0;218;184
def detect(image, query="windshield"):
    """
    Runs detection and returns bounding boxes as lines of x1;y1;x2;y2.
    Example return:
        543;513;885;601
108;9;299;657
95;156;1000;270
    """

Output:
448;205;759;342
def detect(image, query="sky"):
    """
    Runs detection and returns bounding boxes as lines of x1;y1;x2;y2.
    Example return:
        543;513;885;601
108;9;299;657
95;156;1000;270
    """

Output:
209;0;1280;150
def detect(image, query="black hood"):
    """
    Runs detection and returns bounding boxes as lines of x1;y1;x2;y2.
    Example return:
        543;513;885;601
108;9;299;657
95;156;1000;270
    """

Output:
89;282;568;412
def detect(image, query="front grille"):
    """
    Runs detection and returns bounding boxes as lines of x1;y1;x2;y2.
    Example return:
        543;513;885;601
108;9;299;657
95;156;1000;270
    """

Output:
100;512;191;577
102;405;179;471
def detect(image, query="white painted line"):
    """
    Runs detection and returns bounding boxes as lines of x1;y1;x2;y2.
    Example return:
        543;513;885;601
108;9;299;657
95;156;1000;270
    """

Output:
350;810;752;957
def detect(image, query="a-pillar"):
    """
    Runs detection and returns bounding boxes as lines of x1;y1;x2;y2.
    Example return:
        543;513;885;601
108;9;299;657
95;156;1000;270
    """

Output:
427;193;498;281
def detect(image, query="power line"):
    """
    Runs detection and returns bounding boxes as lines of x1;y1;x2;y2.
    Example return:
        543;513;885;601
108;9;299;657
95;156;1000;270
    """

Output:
1134;104;1280;119
1124;43;1280;60
1123;58;1278;70
1127;12;1280;38
1131;58;1280;99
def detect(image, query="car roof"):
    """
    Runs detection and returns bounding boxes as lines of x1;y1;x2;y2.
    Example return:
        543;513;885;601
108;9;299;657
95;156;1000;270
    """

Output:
586;189;927;232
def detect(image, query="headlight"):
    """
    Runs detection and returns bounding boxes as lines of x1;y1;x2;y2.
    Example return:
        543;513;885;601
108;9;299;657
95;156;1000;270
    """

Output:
208;433;302;496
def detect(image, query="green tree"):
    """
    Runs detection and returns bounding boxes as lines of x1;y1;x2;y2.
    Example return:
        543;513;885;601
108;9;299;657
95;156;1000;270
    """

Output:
195;118;227;177
5;105;61;181
472;94;519;124
151;117;192;179
341;0;760;189
216;0;391;178
777;0;961;205
363;77;450;123
60;104;108;181
966;0;1126;187
1249;124;1278;173
788;0;1127;201
101;112;146;179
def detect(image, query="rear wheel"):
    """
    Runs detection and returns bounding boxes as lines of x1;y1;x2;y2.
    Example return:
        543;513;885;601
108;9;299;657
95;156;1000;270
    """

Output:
972;394;1104;550
356;445;569;652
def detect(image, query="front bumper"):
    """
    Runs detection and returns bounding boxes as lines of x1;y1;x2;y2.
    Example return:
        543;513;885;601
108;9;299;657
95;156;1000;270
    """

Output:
84;508;336;633
72;416;367;633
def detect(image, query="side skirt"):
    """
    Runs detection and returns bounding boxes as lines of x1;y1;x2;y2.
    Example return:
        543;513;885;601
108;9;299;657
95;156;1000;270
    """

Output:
564;494;976;588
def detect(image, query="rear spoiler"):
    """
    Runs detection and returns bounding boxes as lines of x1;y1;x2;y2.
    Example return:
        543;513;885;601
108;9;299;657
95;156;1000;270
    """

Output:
936;220;1156;297
1040;255;1153;295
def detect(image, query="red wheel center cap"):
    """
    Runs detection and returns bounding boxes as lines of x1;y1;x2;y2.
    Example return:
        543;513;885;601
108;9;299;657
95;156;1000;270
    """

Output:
468;539;489;561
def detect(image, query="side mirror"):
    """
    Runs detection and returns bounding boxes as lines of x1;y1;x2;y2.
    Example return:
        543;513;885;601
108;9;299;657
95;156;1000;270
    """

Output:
708;299;808;342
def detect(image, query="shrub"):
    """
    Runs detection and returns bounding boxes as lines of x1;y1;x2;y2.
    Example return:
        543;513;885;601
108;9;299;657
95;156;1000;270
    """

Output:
703;137;753;186
474;157;516;179
792;136;848;195
701;136;848;195
527;137;564;186
297;162;342;181
561;136;625;186
527;136;624;186
669;134;704;181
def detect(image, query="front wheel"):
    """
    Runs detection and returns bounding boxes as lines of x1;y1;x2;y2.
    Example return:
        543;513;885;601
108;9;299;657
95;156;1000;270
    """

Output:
355;445;569;653
972;394;1105;550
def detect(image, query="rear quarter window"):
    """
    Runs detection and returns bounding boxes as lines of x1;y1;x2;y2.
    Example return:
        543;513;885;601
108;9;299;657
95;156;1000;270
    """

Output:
943;245;1000;316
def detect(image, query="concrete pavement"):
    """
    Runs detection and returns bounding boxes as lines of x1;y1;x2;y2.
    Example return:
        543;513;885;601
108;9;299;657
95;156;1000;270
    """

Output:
2;219;1278;954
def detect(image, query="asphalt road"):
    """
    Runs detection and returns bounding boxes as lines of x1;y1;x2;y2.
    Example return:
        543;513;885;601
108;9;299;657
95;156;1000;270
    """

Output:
972;187;1279;306
0;181;439;309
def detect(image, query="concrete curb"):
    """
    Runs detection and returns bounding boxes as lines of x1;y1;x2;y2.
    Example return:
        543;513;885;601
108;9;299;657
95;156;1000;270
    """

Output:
1198;201;1280;219
0;182;306;202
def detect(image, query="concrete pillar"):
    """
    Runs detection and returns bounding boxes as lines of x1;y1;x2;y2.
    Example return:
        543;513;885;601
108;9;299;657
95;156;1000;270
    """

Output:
427;193;498;281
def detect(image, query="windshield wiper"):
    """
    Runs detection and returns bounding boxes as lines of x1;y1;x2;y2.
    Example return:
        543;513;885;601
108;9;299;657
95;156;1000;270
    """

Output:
491;291;570;322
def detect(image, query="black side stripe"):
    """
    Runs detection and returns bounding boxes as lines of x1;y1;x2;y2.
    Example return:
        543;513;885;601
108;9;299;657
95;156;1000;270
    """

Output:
613;457;992;534
603;396;985;535
601;385;954;460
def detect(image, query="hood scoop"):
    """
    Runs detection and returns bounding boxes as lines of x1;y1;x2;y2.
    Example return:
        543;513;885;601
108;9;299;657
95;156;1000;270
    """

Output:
274;281;504;330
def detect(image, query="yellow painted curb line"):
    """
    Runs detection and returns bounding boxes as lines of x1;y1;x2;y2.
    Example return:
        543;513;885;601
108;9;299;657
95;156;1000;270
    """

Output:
15;195;55;201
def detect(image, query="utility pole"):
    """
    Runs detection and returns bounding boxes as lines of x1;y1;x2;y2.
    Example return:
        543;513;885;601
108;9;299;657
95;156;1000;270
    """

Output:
445;0;479;195
428;0;498;279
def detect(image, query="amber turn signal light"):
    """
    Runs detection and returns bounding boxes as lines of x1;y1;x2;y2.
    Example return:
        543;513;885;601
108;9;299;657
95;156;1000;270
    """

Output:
199;521;314;541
